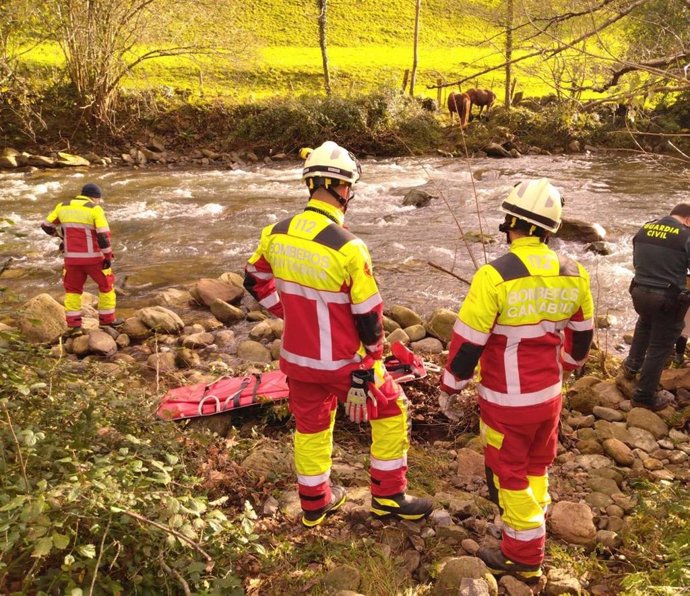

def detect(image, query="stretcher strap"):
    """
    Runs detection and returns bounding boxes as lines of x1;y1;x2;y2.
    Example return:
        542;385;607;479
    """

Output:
223;374;261;410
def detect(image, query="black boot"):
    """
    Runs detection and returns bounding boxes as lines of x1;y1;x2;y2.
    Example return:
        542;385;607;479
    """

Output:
100;318;125;329
301;485;346;528
632;389;675;412
477;546;542;583
63;326;83;338
370;492;433;520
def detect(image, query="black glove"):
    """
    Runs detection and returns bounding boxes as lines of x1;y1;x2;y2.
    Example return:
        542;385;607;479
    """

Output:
102;258;111;270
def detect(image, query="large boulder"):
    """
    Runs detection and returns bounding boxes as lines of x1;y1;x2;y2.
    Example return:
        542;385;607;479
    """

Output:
153;288;192;308
56;152;90;167
237;340;272;364
86;330;118;358
27;154;56;167
402;188;436;208
191;278;243;307
218;271;246;289
388;305;423;328
19;294;67;343
435;557;498;596
627;407;668;439
136;306;184;333
557;219;606;243
0;155;18;168
120;317;151;340
426;308;456;343
549;501;596;547
210;299;245;324
660;367;690;391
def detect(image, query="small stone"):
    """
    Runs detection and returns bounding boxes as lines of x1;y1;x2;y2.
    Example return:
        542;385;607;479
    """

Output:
596;529;622;549
461;538;480;555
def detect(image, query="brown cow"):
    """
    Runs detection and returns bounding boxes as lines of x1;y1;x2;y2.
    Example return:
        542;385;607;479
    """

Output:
448;91;471;127
466;88;496;119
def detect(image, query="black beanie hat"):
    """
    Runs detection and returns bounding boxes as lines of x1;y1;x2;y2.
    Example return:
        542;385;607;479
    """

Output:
81;183;102;198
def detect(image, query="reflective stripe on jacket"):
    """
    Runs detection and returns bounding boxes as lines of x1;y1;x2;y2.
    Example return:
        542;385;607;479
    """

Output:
442;236;594;416
44;196;112;265
244;199;384;383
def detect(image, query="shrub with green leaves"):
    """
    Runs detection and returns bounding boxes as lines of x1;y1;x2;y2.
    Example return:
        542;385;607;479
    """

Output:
0;334;259;594
213;89;444;156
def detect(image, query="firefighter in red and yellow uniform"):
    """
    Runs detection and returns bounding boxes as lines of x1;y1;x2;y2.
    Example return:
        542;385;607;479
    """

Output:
41;183;120;332
244;141;432;527
440;179;594;581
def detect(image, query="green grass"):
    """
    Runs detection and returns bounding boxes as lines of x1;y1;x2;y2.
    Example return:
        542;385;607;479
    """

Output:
18;40;557;103
229;0;472;47
12;0;581;102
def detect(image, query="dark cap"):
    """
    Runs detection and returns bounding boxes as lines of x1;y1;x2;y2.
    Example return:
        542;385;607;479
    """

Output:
81;183;102;198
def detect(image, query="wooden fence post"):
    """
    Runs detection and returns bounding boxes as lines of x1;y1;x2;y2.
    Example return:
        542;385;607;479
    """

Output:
401;69;409;93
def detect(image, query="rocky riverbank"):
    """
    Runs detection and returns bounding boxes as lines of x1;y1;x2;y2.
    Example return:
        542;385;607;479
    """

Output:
4;90;685;173
3;270;689;594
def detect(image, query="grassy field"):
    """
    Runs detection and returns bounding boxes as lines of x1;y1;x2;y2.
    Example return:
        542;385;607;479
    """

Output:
18;41;562;104
14;0;574;103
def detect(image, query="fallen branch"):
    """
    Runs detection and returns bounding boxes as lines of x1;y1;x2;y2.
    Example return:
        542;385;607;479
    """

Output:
427;261;472;286
88;517;111;596
120;509;214;570
3;402;31;492
159;555;192;596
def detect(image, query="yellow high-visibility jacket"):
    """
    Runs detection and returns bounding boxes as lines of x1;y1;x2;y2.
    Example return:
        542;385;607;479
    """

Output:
244;199;384;383
442;236;594;419
42;195;112;265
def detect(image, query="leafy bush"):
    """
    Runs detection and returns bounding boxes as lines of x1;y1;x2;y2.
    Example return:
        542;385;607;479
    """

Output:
619;481;690;594
212;89;444;156
0;335;259;594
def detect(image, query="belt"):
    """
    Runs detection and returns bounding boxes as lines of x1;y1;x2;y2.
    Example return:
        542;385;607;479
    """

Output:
635;287;671;295
632;281;672;292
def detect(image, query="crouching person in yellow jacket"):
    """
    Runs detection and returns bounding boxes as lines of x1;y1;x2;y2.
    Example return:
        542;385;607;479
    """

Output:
440;179;594;582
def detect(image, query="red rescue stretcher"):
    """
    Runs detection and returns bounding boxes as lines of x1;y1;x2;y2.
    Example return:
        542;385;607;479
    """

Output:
156;341;440;421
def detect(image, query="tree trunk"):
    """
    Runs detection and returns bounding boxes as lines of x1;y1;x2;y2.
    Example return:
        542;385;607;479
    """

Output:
410;0;422;96
317;0;331;95
504;0;513;110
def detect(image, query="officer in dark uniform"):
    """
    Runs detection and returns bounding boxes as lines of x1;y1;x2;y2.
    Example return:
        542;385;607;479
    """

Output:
623;204;690;411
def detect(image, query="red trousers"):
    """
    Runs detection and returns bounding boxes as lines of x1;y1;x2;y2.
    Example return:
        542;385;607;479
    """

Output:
479;396;561;567
63;262;116;327
289;374;409;512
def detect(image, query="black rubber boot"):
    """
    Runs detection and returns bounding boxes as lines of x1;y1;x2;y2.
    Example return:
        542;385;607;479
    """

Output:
477;546;543;583
370;493;433;521
621;365;637;380
63;326;83;338
100;318;125;329
631;389;675;412
301;485;346;528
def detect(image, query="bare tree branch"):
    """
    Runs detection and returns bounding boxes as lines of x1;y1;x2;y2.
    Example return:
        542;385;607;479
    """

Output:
427;0;649;90
588;51;690;92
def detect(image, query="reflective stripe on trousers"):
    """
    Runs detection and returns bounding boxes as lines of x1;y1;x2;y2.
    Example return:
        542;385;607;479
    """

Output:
63;263;116;326
289;375;409;512
479;404;560;567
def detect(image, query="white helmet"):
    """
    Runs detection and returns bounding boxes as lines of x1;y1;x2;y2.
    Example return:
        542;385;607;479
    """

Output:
500;178;563;233
301;141;361;186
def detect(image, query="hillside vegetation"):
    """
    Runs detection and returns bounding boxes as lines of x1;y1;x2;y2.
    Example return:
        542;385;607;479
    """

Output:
14;0;555;102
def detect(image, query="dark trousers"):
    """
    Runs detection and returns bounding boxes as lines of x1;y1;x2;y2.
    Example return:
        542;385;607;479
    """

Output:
625;285;686;402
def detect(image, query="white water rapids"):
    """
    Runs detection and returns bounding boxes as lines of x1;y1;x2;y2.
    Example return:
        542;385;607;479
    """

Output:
1;152;688;351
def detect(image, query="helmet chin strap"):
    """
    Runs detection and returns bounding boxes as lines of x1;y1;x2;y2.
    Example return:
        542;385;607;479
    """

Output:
307;177;354;212
324;182;354;212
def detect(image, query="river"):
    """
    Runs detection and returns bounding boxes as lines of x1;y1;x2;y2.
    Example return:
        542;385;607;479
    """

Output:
1;153;688;349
